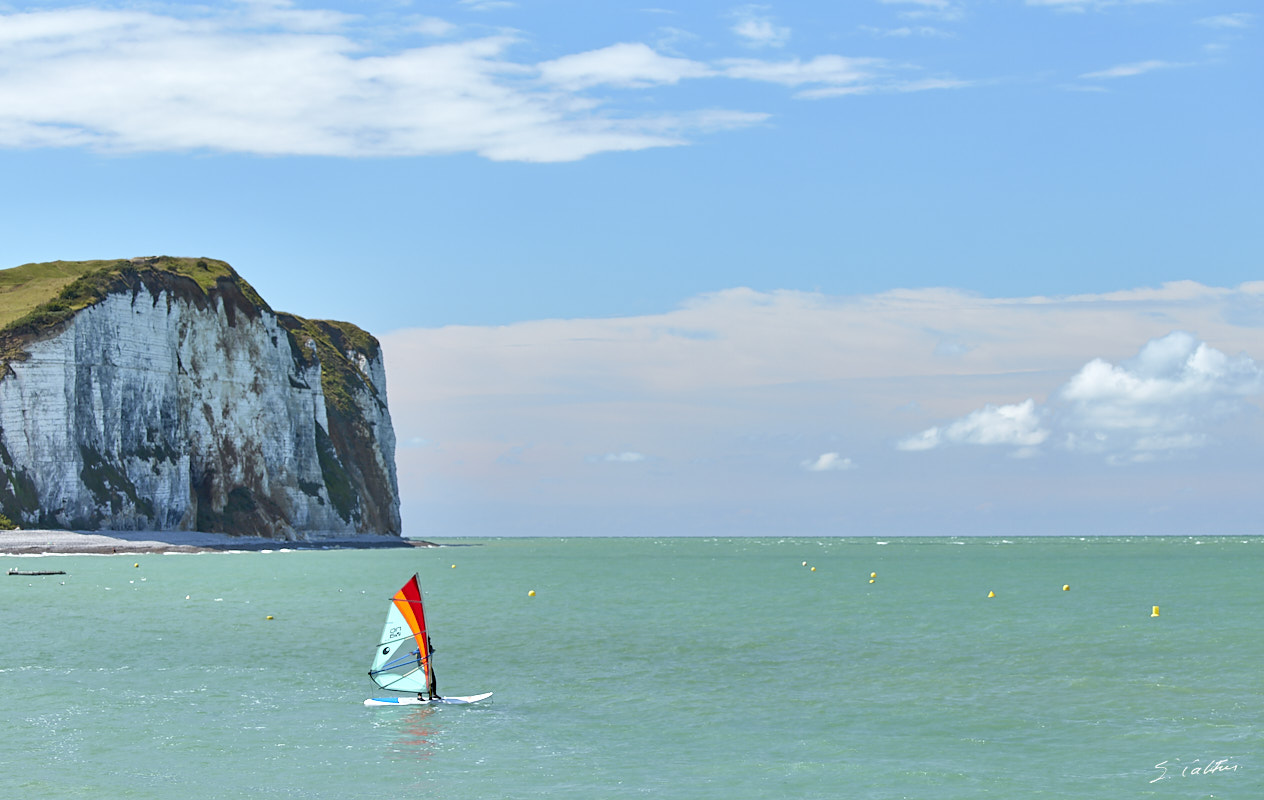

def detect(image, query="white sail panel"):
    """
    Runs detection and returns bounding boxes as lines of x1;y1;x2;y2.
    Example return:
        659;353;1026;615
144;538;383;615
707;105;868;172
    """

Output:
369;594;430;693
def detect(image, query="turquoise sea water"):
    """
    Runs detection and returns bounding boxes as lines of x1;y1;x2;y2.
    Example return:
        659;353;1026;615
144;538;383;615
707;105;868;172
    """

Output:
1;536;1260;799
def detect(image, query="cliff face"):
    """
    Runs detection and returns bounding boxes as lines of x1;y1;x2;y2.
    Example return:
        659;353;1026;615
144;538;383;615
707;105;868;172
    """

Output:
0;257;400;538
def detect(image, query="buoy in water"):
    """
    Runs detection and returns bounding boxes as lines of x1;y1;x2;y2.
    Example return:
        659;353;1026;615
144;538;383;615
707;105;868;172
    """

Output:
987;591;995;598
870;572;876;578
1062;584;1070;591
868;579;875;584
451;564;456;568
134;563;139;568
802;561;807;567
810;566;816;572
266;615;273;620
528;590;536;597
1151;605;1160;617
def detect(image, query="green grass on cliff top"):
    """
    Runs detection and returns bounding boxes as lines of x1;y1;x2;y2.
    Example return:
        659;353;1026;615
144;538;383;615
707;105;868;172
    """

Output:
0;257;244;330
0;258;379;412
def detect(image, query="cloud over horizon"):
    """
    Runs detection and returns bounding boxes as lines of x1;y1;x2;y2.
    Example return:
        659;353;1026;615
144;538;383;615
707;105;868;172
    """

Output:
900;331;1264;464
381;280;1264;536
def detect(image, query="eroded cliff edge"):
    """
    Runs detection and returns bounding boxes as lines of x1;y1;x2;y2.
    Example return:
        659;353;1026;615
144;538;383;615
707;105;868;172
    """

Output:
0;257;400;539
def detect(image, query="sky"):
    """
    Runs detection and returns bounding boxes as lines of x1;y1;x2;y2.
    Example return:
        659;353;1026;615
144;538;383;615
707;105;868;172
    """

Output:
1;0;1261;536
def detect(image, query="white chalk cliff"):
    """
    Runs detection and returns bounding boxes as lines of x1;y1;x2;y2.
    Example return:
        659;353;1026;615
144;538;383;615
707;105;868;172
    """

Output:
0;257;400;538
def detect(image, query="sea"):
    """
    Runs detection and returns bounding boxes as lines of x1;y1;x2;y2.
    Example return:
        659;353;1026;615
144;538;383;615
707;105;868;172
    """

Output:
1;536;1260;799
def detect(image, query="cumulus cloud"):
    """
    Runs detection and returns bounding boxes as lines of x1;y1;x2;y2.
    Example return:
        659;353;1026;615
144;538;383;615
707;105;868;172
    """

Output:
1059;331;1263;433
898;400;1048;451
0;4;964;161
802;452;856;472
900;332;1264;462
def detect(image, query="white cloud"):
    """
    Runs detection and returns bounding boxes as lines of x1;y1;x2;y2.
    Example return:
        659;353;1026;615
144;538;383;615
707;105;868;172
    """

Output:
860;25;953;38
716;55;967;99
898;399;1049;451
1026;0;1170;11
1025;0;1093;8
900;332;1264;461
597;452;647;463
1080;60;1185;79
720;55;882;88
880;0;964;22
1197;13;1253;28
652;26;699;55
1059;331;1263;431
892;77;972;92
0;5;962;162
412;17;457;37
231;0;356;32
459;0;515;11
538;43;712;90
729;5;791;48
802;452;856;472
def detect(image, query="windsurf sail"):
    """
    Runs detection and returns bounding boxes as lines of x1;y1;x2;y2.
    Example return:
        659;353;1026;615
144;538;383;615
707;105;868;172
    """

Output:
368;574;436;696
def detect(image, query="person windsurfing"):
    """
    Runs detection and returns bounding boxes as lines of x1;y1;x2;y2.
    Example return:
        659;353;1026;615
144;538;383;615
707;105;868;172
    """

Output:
418;636;440;700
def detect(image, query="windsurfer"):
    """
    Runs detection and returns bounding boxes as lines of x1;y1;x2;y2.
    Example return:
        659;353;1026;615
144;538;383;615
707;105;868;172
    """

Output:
414;638;440;701
427;637;440;699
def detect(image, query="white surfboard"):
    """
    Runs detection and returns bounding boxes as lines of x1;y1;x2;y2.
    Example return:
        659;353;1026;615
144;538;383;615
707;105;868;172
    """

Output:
364;691;493;707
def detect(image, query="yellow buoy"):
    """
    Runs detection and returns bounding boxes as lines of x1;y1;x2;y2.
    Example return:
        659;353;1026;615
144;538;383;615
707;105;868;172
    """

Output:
451;564;456;569
1151;605;1160;617
870;572;876;578
868;579;875;584
987;590;995;598
1062;584;1070;591
266;615;273;620
528;590;536;597
134;563;139;568
810;566;816;572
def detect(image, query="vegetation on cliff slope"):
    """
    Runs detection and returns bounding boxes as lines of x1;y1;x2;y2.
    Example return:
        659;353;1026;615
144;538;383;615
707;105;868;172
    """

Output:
275;312;386;527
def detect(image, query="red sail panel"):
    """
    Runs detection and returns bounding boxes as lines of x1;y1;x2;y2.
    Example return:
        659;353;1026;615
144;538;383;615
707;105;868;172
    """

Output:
392;574;431;675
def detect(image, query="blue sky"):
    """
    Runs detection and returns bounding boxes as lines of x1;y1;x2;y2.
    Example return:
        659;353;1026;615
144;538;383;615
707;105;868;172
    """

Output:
1;0;1261;535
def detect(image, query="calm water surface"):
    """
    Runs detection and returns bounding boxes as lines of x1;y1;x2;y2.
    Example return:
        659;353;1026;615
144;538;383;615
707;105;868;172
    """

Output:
1;536;1261;799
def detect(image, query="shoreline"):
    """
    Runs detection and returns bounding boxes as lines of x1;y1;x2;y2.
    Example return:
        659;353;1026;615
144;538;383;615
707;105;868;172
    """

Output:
0;529;436;555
